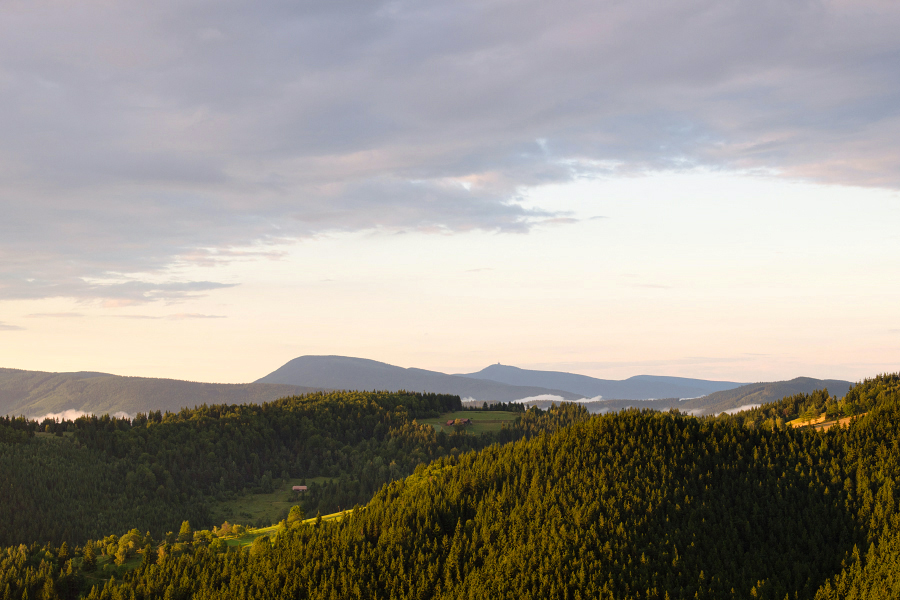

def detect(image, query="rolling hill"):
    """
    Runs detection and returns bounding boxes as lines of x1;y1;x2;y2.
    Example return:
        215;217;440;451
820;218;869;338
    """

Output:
255;355;583;402
41;373;900;600
679;376;854;414
0;368;321;418
0;357;855;420
461;363;744;399
509;376;856;416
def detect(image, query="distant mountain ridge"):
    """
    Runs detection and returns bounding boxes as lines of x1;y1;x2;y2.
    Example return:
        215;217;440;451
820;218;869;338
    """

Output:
0;356;855;419
255;356;583;402
513;377;856;416
0;368;321;418
461;363;743;400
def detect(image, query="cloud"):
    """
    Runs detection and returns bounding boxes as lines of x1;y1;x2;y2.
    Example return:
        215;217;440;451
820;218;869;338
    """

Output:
4;278;238;304
31;409;133;422
1;0;899;300
110;313;227;320
508;394;605;404
25;312;84;318
0;322;24;331
685;403;762;417
721;404;761;416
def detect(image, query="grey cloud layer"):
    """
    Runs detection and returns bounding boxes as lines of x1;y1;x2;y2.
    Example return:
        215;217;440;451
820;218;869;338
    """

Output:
2;0;898;300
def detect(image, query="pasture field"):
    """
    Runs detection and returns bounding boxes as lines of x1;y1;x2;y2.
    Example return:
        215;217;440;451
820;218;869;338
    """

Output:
419;410;519;435
210;476;335;527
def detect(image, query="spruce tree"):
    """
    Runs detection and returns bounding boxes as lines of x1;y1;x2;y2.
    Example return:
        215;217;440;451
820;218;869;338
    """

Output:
82;541;96;572
178;520;193;544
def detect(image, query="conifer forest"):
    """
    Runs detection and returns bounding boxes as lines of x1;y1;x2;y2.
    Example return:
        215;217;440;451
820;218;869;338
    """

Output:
2;376;900;599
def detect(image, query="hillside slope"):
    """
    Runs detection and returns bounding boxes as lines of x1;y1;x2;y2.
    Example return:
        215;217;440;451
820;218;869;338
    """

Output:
0;368;320;417
256;355;584;402
462;363;743;399
0;390;580;547
681;376;853;414
82;373;900;600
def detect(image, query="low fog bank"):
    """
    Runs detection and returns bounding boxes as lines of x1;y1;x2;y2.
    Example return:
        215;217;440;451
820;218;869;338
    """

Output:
30;409;134;422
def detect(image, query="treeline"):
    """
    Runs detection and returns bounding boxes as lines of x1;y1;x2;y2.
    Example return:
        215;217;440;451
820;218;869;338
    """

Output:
0;391;586;547
1;374;895;599
88;376;900;600
718;373;898;430
0;417;32;444
6;376;900;598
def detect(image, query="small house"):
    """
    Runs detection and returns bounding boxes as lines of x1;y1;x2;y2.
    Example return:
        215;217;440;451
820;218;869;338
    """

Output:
292;485;308;493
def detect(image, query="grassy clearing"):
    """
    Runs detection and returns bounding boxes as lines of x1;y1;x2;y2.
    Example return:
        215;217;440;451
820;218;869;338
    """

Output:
79;553;143;585
224;524;281;547
811;412;868;432
419;410;519;435
788;413;828;428
210;476;335;528
225;509;356;547
789;412;868;431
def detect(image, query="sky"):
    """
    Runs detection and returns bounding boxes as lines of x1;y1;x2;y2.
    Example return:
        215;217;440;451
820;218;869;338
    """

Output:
1;0;899;384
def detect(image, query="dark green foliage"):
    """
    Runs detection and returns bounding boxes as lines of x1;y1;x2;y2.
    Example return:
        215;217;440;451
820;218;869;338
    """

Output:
680;377;853;415
3;375;900;599
815;519;900;599
0;433;207;548
726;388;838;428
0;391;576;547
726;374;900;430
10;373;885;600
0;417;34;444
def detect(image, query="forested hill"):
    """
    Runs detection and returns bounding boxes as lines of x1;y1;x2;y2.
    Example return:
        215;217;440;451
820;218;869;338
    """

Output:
3;374;898;600
0;368;321;418
680;376;854;414
0;389;582;548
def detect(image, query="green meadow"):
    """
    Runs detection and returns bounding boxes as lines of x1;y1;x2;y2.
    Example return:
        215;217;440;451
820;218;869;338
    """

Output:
210;476;336;527
419;410;520;435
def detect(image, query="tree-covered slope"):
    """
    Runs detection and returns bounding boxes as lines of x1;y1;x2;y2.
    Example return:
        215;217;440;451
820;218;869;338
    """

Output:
54;373;900;600
680;376;854;415
815;526;900;600
3;374;900;600
0;390;580;548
